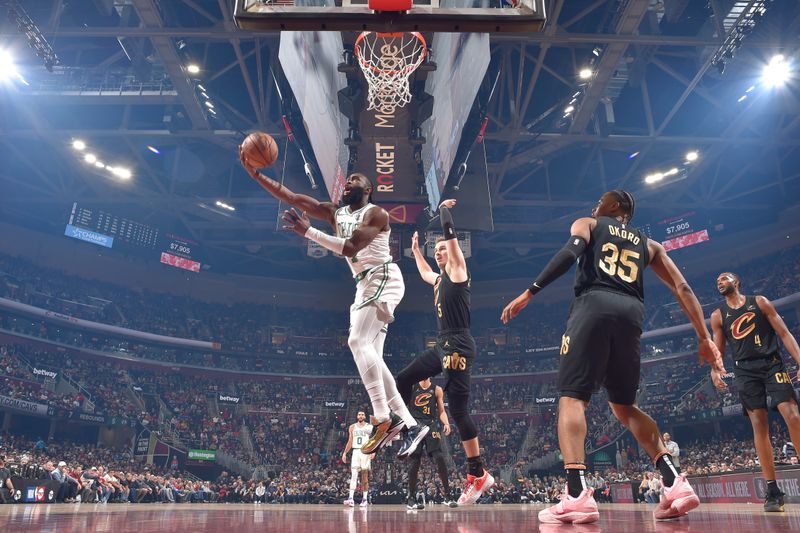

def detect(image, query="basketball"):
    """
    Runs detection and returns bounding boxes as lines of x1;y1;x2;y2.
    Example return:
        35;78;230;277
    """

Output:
242;132;279;168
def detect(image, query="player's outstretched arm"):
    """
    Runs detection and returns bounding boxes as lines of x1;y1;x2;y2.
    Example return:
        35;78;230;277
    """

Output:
709;310;728;390
501;217;593;324
435;385;452;436
282;206;388;259
240;146;336;225
757;295;800;372
438;199;468;283
411;231;439;285
648;239;724;372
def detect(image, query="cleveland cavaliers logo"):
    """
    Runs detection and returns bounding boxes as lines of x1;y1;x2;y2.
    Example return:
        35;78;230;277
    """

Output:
415;393;432;407
731;312;756;340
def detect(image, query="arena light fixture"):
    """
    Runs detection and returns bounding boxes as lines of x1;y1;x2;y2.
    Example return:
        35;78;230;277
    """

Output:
146;145;161;155
204;101;214;109
84;153;97;164
578;68;593;80
0;48;27;85
685;150;699;163
112;167;132;180
215;200;236;212
644;172;664;185
197;83;206;91
762;54;791;88
72;139;86;151
94;161;105;169
628;151;640;159
186;64;201;74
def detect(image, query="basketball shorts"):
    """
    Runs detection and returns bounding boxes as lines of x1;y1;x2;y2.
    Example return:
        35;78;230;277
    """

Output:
351;449;372;471
734;354;799;415
410;423;443;458
403;331;475;397
352;262;405;324
558;289;645;405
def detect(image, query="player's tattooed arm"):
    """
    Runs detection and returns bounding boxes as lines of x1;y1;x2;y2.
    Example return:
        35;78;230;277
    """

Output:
240;146;336;225
757;295;800;370
411;231;439;285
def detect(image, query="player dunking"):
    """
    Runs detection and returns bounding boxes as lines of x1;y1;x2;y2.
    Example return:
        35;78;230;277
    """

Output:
501;190;724;523
396;199;494;506
239;152;428;458
710;272;800;512
342;411;373;507
405;378;457;510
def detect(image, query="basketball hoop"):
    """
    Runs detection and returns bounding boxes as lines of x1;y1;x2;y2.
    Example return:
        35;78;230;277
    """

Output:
354;31;427;112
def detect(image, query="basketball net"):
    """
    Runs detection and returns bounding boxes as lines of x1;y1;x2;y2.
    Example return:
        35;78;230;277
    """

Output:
354;31;427;112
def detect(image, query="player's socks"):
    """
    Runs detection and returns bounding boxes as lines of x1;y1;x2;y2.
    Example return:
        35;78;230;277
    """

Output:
766;480;780;495
655;453;679;487
362;491;368;501
565;463;587;498
349;490;355;500
466;456;484;477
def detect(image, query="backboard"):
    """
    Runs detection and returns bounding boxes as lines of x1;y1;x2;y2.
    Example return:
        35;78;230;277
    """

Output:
234;0;547;33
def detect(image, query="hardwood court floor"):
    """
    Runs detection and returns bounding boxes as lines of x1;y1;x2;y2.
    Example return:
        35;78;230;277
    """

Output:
1;502;798;532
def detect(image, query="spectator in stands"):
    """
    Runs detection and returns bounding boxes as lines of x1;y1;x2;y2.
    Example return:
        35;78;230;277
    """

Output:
663;432;680;468
0;456;13;503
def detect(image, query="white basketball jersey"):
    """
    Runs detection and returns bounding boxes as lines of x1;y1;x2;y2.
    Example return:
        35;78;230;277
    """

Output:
335;204;393;277
352;422;373;450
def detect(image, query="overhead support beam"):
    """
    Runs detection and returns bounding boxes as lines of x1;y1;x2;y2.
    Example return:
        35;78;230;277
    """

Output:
130;0;210;129
568;0;650;134
19;91;181;105
19;27;756;47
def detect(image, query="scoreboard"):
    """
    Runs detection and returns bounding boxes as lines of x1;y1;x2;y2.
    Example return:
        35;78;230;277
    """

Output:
644;212;710;252
67;203;159;248
65;203;203;273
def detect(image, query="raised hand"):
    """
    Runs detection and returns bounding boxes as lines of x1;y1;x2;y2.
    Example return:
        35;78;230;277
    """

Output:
411;231;421;254
501;290;533;325
239;145;258;179
439;199;457;210
281;208;311;237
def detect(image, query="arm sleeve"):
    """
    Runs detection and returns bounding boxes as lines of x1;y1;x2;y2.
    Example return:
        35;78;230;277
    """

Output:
305;227;346;255
439;206;456;240
528;236;587;295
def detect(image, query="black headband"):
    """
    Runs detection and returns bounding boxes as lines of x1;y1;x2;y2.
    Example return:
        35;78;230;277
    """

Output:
611;189;635;221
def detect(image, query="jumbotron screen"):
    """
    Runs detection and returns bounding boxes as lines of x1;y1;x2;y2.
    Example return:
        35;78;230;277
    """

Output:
65;203;202;273
644;212;710;252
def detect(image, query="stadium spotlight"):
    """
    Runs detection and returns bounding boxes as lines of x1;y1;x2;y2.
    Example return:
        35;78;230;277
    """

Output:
186;64;201;74
645;172;664;185
578;68;593;80
84;153;97;164
112;167;132;180
0;48;27;85
204;101;214;109
685;150;699;162
563;105;575;114
762;54;791;87
72;139;86;151
94;161;105;169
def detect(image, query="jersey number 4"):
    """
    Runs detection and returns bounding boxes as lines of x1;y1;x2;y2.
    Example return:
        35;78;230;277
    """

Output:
598;243;640;283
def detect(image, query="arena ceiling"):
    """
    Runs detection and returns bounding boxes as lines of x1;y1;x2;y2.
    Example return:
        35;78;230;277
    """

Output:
1;0;799;281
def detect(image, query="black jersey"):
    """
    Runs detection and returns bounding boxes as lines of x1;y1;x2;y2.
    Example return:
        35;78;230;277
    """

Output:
720;295;779;362
434;269;471;332
409;382;437;423
573;216;649;301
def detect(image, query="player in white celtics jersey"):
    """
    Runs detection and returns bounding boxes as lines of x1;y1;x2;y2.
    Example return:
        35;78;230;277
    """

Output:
238;155;429;458
342;411;373;507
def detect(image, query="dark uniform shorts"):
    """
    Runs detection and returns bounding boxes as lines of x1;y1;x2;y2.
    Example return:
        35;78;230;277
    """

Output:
403;330;475;397
410;422;443;458
558;289;645;405
734;354;799;415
